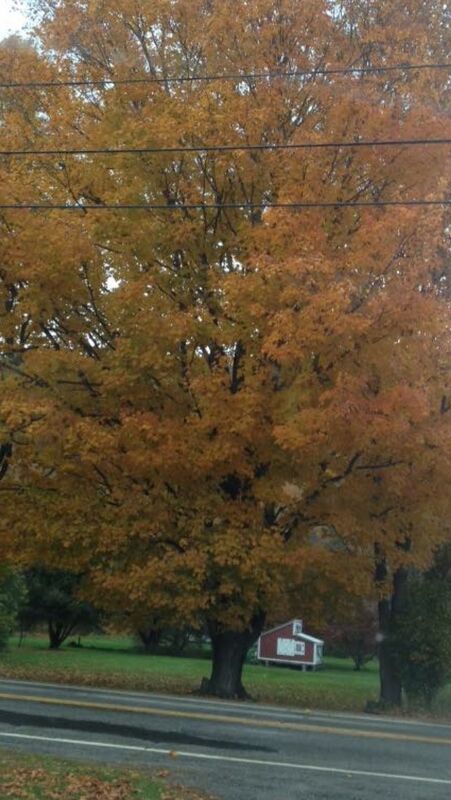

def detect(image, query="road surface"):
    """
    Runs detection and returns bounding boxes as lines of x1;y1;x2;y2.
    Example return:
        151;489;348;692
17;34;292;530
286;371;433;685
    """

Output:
0;678;450;799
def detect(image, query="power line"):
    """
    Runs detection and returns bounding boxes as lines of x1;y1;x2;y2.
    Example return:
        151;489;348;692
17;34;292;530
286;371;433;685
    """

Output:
0;200;448;211
1;138;449;158
0;62;449;90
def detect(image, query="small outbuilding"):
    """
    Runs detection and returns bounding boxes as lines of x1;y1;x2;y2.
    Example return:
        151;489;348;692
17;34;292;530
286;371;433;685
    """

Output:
257;619;324;670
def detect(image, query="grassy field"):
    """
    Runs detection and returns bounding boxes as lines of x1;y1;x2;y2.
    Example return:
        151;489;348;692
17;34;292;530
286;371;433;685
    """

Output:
1;634;451;717
0;748;212;799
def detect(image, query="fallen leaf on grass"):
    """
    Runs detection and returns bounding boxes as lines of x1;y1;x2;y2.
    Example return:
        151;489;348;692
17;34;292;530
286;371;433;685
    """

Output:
0;762;217;800
0;768;135;799
161;790;216;800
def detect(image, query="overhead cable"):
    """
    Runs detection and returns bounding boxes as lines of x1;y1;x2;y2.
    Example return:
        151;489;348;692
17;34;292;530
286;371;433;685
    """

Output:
0;62;449;90
1;138;449;157
0;200;448;211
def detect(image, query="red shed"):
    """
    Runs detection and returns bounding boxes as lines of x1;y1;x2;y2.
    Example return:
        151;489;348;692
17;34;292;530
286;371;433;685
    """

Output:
257;619;324;669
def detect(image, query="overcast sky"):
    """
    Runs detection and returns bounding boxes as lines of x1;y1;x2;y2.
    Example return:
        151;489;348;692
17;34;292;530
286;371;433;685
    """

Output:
0;2;26;39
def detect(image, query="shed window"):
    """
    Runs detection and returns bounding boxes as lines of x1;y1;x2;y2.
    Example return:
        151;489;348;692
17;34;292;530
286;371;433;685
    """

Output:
277;638;296;657
295;641;305;656
292;621;303;636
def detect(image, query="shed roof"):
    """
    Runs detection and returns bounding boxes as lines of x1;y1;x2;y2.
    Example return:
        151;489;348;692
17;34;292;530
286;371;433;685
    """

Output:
260;619;323;644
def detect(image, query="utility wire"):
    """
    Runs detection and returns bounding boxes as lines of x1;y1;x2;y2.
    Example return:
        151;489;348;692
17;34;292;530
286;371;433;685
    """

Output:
1;138;449;157
0;62;449;89
0;201;448;211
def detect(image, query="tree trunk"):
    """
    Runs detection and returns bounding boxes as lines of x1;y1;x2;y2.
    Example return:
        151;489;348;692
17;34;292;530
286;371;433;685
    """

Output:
168;629;191;656
48;621;64;649
48;619;75;649
200;613;265;700
377;567;408;708
137;626;162;653
378;609;402;707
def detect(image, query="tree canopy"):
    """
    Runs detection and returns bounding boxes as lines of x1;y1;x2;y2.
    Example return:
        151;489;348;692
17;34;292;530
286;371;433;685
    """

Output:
0;0;450;697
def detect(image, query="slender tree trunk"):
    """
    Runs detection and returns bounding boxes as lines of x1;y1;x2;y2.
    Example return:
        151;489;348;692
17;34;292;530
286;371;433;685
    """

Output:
168;629;190;656
200;613;265;699
48;620;74;649
137;626;162;653
378;598;402;707
377;567;408;708
48;621;64;649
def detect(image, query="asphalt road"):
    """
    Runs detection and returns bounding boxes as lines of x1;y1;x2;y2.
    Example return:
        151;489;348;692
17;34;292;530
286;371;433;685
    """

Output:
0;679;451;799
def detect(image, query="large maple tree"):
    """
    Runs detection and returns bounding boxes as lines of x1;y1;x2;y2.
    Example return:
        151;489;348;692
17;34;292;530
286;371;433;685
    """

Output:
0;0;450;700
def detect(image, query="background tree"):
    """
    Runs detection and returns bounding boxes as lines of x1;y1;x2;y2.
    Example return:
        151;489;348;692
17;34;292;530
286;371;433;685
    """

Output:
19;569;101;650
135;623;163;655
162;627;197;657
390;573;451;710
325;602;378;671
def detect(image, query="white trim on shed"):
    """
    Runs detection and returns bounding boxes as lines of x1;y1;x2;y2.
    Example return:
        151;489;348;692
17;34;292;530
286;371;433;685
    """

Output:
259;618;304;638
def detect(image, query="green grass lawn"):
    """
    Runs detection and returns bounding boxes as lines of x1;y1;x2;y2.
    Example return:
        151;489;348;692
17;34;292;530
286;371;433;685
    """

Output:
0;748;211;799
1;634;450;717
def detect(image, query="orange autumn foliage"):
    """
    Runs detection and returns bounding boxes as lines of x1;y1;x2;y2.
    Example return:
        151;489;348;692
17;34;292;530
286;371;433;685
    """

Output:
0;1;450;657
